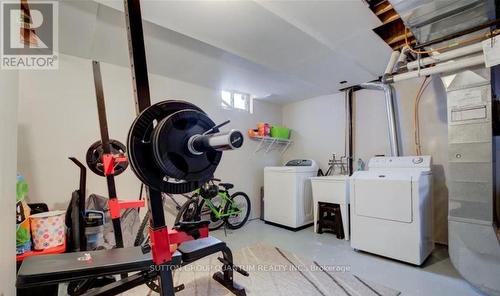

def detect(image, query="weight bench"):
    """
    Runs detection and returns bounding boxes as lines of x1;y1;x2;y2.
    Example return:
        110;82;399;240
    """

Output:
17;236;247;296
178;236;248;296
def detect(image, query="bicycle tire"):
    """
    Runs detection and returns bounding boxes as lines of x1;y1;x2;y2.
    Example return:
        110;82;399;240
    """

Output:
133;210;161;293
224;192;251;230
174;197;200;225
134;211;150;247
197;197;225;230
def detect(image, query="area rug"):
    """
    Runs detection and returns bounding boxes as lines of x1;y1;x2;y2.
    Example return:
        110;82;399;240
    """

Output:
127;243;401;296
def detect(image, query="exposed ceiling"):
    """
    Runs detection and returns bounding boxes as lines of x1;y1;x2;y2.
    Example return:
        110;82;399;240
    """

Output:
57;0;393;103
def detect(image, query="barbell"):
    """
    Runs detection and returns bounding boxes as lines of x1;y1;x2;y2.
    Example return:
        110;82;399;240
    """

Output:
127;100;243;194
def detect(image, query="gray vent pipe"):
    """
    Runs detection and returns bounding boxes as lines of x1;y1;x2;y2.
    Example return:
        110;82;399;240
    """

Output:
359;82;401;156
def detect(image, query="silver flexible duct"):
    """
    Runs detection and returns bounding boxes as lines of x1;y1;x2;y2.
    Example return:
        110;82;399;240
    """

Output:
359;82;400;156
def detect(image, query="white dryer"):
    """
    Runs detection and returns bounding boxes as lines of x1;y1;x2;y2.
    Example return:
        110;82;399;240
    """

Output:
350;156;434;265
264;159;318;230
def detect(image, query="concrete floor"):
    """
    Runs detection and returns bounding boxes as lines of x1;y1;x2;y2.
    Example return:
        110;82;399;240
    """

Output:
211;219;485;296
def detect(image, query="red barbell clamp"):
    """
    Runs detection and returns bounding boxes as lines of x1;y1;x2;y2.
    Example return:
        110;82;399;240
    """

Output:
102;153;129;176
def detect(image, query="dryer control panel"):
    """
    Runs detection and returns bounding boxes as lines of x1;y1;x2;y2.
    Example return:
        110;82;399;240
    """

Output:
368;156;432;169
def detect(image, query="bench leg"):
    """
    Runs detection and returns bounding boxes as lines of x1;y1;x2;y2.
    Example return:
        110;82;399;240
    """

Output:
80;272;151;296
158;265;175;296
212;247;247;296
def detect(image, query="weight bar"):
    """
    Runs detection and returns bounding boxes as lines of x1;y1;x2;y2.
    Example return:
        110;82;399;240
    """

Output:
188;130;243;155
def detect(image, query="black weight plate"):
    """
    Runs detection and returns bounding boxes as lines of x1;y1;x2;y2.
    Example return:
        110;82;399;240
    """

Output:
152;109;222;181
86;139;128;176
127;100;213;194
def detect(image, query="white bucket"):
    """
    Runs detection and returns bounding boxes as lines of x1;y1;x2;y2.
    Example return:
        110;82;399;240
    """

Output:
30;210;65;250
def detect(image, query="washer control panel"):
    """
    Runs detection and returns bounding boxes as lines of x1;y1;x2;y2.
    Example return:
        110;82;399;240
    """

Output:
285;159;314;167
368;156;431;169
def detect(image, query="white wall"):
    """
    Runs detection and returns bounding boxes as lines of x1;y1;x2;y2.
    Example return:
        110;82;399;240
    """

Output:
282;93;347;172
282;77;449;244
0;69;18;296
17;54;282;223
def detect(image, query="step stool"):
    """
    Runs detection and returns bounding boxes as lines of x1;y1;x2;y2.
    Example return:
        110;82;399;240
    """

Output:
317;202;344;239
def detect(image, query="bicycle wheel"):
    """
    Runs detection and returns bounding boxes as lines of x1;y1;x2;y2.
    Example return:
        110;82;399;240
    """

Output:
225;192;251;230
197;195;225;230
132;210;161;292
174;197;200;224
134;210;150;247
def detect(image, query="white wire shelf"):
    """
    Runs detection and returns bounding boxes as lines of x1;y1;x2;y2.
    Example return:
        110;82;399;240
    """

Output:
250;136;293;154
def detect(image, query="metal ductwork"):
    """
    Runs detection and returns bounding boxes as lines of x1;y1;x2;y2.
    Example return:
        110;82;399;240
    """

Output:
359;82;401;157
442;67;500;296
389;0;496;45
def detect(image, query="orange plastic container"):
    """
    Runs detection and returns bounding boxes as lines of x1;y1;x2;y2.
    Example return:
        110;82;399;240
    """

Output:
248;129;259;138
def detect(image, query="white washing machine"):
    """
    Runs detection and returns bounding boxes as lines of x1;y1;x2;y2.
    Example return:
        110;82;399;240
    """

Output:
264;159;318;230
350;156;434;265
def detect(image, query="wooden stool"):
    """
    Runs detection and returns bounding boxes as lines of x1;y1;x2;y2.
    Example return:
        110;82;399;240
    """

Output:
317;202;344;239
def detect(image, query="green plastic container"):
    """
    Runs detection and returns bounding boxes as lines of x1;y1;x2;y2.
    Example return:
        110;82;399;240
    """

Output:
270;126;291;139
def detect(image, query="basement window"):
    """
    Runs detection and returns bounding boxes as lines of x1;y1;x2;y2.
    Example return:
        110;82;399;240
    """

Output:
221;90;252;113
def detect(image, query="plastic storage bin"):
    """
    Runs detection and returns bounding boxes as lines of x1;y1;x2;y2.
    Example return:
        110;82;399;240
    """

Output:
270;126;291;139
30;210;65;250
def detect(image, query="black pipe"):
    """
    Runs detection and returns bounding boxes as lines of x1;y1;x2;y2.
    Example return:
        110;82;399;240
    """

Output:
491;60;500;227
347;88;354;176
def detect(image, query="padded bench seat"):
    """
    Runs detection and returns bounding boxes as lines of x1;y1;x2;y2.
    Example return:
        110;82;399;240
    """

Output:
18;236;226;289
17;246;181;288
178;236;227;263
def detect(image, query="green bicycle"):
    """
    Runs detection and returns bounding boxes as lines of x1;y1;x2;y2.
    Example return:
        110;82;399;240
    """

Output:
134;179;251;247
175;178;251;230
133;180;250;293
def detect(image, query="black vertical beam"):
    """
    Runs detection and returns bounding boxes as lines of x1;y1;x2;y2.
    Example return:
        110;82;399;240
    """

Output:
146;189;167;228
157;257;175;296
92;60;125;250
78;160;87;251
68;157;87;251
124;0;151;114
123;2;173;293
92;61;111;152
123;0;168;230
